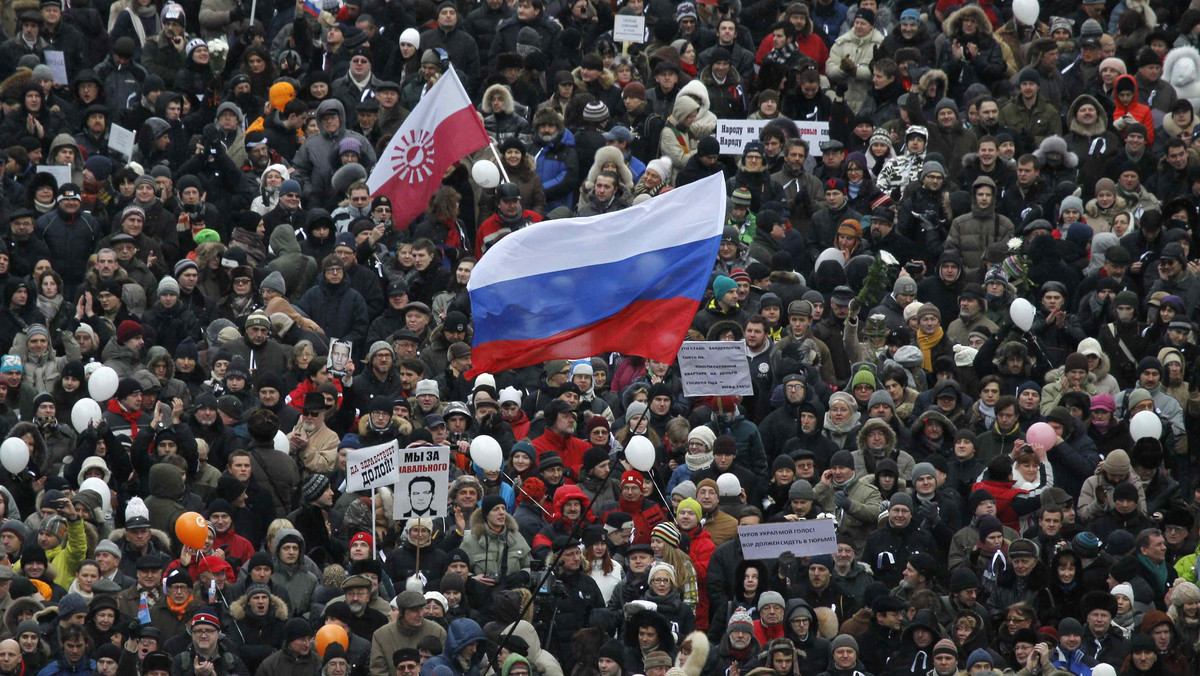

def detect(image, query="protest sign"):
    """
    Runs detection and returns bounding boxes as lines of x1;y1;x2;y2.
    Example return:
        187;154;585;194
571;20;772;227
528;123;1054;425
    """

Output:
676;341;754;397
392;446;451;519
345;441;399;492
737;519;838;559
45;51;67;85
36;165;72;187
716;119;831;156
613;15;645;43
108;124;136;160
716;119;769;155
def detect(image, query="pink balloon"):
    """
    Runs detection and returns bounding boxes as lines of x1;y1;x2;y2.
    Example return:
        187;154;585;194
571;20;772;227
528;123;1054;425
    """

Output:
1026;422;1056;450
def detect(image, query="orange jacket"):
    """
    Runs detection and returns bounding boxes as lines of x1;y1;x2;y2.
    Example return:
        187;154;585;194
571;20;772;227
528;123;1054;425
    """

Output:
1113;74;1155;145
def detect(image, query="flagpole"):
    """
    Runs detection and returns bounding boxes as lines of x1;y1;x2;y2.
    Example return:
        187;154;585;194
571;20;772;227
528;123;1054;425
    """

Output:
488;142;510;183
371;487;376;559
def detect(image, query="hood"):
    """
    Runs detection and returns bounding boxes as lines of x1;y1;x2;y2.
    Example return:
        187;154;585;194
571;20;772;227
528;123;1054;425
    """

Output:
1163;46;1200;90
506;620;544;660
1114;75;1140;109
856;417;897;453
77;456;112;485
146;345;175;381
733;559;769;599
315;99;346;133
270;223;303;255
445;618;486;656
917;70;948;101
944;5;993;39
700;63;741;86
1034;135;1079;169
900;608;942;643
154;91;183;118
911;409;957;439
229;593;290;621
571;65;616;90
260;163;289;188
679;79;712;115
272;527;307;553
215;101;244;125
1066;95;1109;137
148;462;185;500
49;133;80;158
482;84;515;115
586;145;633;189
625;604;677;652
551;484;591;516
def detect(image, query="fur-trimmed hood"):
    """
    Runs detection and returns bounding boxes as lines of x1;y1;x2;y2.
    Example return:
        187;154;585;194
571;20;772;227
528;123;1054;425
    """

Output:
108;527;173;552
195;241;227;269
1033;135;1079;168
571;66;616;90
918;69;949;101
468;506;520;536
584;145;634;191
675;631;710;674
482;83;516;116
356;414;414;439
229;592;290;621
911;409;957;439
856;417;897;453
1163;46;1200;90
4;597;43;636
1066;95;1109;137
943;5;993;39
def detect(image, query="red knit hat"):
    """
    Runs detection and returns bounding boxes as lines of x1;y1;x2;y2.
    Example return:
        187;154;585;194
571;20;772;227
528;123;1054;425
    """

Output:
519;477;545;503
116;320;143;344
350;531;373;548
621;470;644;488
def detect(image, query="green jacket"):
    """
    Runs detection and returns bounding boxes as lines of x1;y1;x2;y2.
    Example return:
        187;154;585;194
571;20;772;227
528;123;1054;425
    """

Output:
814;473;881;553
998;94;1062;149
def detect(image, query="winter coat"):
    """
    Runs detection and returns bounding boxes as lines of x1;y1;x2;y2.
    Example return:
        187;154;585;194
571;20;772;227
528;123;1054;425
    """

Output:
292;99;377;206
228;591;289;672
825;28;884;112
813;472;882;553
532;127;579;212
945;178;1015;280
937;6;1009;100
459;510;531;579
296;276;369;345
266;225;318;303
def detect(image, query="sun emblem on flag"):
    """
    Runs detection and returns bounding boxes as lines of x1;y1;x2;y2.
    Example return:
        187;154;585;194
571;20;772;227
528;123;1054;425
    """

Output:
389;129;436;183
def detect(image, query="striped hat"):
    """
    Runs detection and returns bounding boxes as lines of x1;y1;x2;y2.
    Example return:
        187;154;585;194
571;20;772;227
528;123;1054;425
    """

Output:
651;522;681;549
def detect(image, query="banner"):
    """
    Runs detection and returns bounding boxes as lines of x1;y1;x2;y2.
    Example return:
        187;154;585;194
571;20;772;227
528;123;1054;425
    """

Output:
676;340;754;397
716;119;830;156
392;446;451;520
737;519;838;559
345;441;399;492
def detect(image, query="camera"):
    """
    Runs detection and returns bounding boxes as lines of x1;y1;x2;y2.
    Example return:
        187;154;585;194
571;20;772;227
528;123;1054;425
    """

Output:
905;261;923;276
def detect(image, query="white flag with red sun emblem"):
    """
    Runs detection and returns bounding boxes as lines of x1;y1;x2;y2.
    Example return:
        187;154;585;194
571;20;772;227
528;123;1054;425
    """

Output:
367;68;489;229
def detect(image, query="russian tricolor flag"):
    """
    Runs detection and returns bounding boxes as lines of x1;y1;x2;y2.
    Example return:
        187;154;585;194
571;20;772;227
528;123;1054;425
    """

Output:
467;173;726;376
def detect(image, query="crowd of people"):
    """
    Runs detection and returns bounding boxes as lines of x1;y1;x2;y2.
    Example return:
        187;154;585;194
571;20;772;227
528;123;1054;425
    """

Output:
6;1;1200;676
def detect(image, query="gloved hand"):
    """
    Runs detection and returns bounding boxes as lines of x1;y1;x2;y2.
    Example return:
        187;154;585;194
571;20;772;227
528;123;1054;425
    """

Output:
918;500;940;525
229;5;246;21
778;551;796;570
834;491;852;510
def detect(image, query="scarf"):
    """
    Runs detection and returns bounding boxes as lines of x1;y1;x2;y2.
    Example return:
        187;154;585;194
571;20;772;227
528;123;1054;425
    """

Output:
106;399;141;437
685;451;714;471
918;327;944;370
977;402;995;428
166;593;194;619
36;293;63;322
1137;553;1168;591
36;416;57;437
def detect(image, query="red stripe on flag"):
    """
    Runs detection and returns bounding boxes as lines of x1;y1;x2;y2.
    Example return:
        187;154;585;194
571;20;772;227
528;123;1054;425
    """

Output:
466;296;700;378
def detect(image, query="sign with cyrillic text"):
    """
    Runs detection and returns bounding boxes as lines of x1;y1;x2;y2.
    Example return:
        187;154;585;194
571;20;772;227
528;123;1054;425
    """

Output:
346;441;399;492
677;340;754;397
737;519;838;559
716;119;769;155
392;445;451;520
613;15;646;43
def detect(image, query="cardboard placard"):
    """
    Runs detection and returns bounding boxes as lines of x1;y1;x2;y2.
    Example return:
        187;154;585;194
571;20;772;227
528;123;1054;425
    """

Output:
108;124;136;160
737;519;838;560
35;165;72;187
345;441;400;492
613;15;646;44
392;446;452;519
676;340;754;397
44;51;67;85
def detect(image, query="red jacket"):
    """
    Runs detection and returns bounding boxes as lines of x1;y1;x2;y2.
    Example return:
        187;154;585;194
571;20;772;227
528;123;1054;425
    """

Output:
532;429;591;474
973;479;1029;530
532;485;595;551
684;526;716;631
285;378;343;411
213;527;256;567
1113;75;1155;145
476;212;542;259
599;497;667;546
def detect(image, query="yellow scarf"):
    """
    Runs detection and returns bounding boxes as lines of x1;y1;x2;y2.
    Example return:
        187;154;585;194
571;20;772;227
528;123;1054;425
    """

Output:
918;327;944;371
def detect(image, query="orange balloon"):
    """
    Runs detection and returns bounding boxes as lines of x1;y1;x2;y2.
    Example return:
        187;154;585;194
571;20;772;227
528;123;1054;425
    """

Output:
315;624;349;657
175;512;209;550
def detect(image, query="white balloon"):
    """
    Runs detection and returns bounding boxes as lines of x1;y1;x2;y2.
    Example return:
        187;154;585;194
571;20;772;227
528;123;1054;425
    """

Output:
625;435;656;472
1130;410;1163;441
0;438;28;474
274;430;290;453
87;366;120;401
1013;0;1039;26
470;435;503;472
1010;298;1036;332
71;398;103;434
471;161;501;189
79;477;112;516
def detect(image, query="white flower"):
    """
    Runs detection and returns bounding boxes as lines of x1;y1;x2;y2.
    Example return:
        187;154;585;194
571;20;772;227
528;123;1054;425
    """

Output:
1007;237;1022;252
